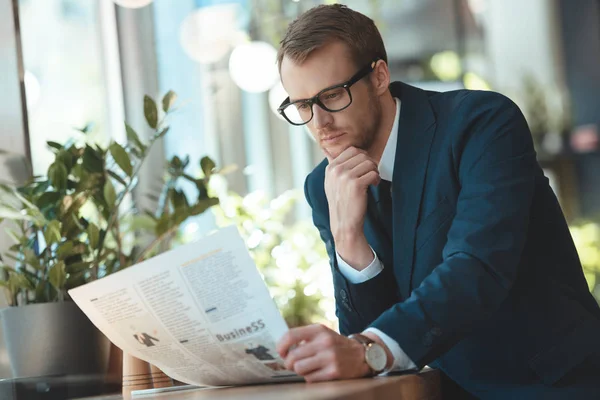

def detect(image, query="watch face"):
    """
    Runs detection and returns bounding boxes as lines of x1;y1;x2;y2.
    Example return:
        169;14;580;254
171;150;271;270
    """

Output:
365;343;387;372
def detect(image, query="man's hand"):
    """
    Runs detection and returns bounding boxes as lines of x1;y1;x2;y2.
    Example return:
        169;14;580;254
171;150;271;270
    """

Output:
325;146;380;269
276;324;370;382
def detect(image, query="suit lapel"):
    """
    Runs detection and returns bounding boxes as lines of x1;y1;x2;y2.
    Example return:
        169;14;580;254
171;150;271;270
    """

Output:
390;82;437;299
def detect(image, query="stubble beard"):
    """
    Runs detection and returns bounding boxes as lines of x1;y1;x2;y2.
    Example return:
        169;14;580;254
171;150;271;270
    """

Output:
355;92;383;153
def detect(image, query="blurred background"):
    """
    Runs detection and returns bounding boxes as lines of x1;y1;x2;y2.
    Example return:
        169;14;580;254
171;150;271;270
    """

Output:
1;0;600;382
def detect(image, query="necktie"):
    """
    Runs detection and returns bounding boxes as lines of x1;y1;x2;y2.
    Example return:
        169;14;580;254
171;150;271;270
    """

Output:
376;179;394;239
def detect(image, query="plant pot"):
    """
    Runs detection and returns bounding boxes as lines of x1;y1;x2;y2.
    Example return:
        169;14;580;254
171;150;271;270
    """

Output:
0;301;110;379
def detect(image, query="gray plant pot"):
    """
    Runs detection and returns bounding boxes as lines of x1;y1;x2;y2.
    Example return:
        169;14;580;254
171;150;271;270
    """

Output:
0;301;110;379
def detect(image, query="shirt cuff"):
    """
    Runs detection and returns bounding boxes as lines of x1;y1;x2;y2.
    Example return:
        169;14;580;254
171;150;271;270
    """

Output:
336;248;384;284
363;327;418;374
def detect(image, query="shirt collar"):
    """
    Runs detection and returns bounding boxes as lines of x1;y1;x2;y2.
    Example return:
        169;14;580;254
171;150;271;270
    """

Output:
378;98;401;182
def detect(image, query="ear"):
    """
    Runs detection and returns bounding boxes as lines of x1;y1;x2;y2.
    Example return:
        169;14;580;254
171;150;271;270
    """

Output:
370;60;391;97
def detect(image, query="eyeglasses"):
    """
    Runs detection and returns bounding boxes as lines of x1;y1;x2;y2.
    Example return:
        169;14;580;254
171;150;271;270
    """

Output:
277;59;380;126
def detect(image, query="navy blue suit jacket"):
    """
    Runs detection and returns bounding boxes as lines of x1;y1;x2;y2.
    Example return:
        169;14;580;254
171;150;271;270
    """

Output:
304;82;600;399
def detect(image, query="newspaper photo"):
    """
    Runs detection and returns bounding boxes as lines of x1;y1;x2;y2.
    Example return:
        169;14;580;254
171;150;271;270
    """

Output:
68;225;301;387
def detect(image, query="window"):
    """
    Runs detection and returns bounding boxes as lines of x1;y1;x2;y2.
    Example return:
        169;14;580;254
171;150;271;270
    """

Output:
19;0;114;174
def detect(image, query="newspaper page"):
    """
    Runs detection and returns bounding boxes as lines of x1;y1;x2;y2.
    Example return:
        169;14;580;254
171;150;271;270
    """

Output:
68;225;300;387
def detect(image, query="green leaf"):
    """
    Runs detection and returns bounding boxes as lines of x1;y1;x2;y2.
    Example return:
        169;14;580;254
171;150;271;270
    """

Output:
194;179;208;198
162;90;177;112
0;265;17;274
44;220;62;245
3;253;20;263
103;178;117;207
34;281;49;303
0;206;35;222
109;142;133;177
65;261;91;274
200;157;216;178
125;123;146;153
107;170;127;187
9;272;34;291
155;213;172;236
22;248;43;271
19;269;39;285
48;161;68;191
82;145;104;174
56;241;74;259
57;149;74;171
48;261;66;291
47;141;63;151
190;197;219;216
36;191;61;209
170;189;189;210
87;223;100;248
129;214;157;231
144;95;158;129
77;123;94;134
5;229;22;244
156;127;169;139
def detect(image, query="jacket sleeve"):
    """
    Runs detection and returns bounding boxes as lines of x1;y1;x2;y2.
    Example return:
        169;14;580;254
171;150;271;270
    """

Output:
369;92;537;367
304;174;400;335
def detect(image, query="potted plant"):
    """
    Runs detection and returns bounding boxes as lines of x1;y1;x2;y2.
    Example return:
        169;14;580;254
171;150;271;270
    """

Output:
0;91;221;380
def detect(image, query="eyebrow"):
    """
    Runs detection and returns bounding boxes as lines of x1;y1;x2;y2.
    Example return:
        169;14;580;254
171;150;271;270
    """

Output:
289;78;350;103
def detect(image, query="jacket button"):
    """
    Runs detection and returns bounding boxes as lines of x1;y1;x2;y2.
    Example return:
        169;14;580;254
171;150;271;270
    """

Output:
340;289;348;300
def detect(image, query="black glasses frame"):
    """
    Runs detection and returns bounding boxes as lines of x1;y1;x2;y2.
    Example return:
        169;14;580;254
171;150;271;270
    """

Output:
277;59;380;126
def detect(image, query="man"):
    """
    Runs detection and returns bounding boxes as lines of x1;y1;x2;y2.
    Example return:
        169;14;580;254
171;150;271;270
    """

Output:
274;4;600;399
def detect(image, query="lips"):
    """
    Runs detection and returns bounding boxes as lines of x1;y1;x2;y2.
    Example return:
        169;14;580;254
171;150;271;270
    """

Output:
321;132;345;142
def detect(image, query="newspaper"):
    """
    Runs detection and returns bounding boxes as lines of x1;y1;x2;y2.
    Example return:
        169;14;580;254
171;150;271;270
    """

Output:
68;225;300;387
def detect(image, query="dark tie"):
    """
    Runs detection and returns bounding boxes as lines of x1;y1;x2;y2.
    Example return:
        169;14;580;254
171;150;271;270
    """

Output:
375;179;394;239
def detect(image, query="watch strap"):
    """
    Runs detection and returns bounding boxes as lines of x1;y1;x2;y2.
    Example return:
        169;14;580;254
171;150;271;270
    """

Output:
348;334;381;375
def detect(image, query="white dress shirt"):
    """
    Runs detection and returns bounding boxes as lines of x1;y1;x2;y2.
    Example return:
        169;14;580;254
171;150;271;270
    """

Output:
335;98;418;372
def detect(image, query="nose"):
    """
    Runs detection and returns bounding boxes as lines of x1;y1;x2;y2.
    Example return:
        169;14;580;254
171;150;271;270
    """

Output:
312;103;333;130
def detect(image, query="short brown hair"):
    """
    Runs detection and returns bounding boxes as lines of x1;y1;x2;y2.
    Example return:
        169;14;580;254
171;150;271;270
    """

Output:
277;4;387;70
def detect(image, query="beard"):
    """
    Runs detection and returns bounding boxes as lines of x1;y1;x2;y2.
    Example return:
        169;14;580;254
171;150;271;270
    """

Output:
353;89;383;152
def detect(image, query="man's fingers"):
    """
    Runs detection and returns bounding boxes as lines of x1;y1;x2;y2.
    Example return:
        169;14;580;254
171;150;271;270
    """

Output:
337;153;376;173
358;170;381;188
304;365;340;383
292;353;327;376
349;159;379;180
283;340;319;370
277;324;325;358
328;146;364;167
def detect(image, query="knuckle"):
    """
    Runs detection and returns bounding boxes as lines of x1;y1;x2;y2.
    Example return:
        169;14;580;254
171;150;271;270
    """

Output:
326;350;337;363
321;334;335;347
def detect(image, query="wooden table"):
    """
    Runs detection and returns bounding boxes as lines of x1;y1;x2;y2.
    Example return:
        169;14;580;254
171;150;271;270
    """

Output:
122;369;441;400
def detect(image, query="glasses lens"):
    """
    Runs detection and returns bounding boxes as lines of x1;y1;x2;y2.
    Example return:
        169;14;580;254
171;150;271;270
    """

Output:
282;101;311;125
318;87;351;111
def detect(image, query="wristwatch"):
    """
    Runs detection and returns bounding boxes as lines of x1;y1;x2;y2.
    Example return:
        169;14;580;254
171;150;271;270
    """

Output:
348;333;388;375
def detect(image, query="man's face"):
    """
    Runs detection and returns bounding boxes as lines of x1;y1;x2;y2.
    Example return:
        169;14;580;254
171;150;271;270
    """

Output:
280;42;382;159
